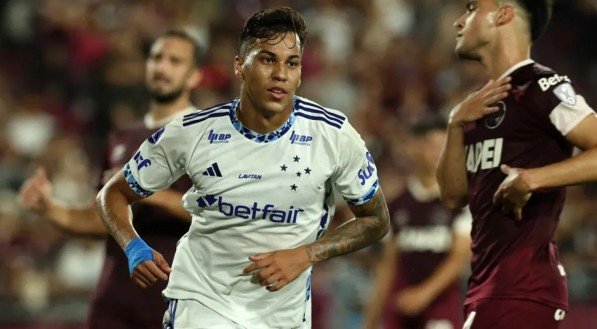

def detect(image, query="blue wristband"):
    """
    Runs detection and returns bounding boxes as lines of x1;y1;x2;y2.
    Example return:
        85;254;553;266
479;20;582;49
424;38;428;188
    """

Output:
124;237;154;275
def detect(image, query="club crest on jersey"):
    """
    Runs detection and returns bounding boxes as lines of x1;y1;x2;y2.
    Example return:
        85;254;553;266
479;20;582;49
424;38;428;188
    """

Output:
358;152;376;186
148;127;165;144
553;83;576;106
485;101;506;129
289;131;313;145
208;130;232;144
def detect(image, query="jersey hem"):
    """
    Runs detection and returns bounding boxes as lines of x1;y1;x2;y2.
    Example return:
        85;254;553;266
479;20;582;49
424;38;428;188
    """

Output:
464;294;568;311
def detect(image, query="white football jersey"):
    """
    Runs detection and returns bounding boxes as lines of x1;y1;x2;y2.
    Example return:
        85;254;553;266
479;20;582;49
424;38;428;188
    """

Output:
124;96;379;328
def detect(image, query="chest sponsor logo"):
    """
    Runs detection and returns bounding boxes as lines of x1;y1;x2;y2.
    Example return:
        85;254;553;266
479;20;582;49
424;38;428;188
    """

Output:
358;152;376;186
553;83;577;106
289;131;313;145
195;194;303;224
485;101;506;129
538;74;571;92
208;130;232;144
465;138;503;173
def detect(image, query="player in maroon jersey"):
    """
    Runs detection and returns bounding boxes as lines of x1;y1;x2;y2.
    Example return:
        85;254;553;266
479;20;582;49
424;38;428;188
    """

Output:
19;30;203;328
436;1;597;328
363;117;471;329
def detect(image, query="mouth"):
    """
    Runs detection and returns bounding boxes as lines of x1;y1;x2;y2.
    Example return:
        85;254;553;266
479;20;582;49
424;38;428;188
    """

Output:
267;87;288;100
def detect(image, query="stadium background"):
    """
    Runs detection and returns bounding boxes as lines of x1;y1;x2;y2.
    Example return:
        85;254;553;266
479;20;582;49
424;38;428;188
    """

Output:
0;0;594;328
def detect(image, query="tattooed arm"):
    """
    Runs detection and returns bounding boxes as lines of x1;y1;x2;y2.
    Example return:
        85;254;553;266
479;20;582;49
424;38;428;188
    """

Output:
243;189;390;291
306;189;390;263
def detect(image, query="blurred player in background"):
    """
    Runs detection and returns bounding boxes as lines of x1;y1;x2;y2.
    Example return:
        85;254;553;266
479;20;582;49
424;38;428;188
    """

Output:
437;1;597;328
363;117;471;329
97;7;389;329
19;29;202;329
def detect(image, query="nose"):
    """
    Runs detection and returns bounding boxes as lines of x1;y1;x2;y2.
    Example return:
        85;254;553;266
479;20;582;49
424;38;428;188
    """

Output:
454;13;466;31
272;61;287;81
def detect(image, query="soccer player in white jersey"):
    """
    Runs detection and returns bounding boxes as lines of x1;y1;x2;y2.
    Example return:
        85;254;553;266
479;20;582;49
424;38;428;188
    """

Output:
96;7;390;329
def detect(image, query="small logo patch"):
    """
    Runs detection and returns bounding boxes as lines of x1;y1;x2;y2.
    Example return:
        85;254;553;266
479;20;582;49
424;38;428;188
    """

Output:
554;309;566;321
553;83;576;105
208;130;232;144
289;131;313;145
148;127;165;144
486;101;506;129
202;163;223;177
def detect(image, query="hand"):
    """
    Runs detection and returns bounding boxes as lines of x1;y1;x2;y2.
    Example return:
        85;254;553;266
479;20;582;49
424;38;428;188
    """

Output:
19;167;52;216
493;164;532;221
242;247;312;292
449;77;511;127
131;250;171;288
396;285;434;316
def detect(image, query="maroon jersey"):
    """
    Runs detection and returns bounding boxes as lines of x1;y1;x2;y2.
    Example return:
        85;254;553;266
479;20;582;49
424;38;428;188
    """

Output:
87;120;192;329
384;180;468;328
462;60;594;310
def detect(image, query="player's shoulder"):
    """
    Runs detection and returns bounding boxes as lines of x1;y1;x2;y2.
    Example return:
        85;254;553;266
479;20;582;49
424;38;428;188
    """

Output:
294;96;348;132
178;100;235;129
528;62;579;106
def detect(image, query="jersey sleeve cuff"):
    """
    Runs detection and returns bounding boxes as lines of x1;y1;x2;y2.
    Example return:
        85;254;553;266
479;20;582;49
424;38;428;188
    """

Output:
346;180;379;205
124;163;154;197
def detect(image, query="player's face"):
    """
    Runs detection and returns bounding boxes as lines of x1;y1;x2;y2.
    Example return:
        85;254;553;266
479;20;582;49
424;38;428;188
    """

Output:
235;32;302;116
146;37;198;103
454;0;500;60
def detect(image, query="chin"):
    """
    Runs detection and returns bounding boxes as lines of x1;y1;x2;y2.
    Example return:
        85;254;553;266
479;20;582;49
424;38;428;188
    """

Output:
455;46;481;61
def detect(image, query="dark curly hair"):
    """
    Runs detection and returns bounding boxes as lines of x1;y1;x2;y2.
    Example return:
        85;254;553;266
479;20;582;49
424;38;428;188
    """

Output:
239;7;308;57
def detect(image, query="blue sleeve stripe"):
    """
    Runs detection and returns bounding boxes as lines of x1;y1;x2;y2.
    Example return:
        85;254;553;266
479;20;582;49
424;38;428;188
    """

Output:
124;164;154;197
182;111;231;127
346;180;380;205
297;99;346;121
183;106;231;121
294;112;343;129
296;105;345;126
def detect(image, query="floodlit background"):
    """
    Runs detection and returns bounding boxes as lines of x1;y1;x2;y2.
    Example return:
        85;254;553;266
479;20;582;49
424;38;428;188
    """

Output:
0;0;595;328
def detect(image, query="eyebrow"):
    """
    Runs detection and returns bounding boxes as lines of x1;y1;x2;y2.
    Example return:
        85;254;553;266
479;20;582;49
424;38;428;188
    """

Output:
258;50;301;60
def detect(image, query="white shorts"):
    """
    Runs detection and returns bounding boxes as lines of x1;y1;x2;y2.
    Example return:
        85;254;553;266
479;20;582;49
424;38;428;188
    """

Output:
162;298;247;329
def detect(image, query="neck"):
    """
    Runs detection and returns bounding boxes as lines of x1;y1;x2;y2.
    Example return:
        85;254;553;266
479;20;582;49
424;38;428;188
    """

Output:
237;90;293;134
480;36;530;79
147;94;193;123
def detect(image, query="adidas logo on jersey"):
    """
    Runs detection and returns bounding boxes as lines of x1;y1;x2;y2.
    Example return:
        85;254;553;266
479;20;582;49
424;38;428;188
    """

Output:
202;163;222;177
195;194;303;224
538;74;571;92
208;130;232;144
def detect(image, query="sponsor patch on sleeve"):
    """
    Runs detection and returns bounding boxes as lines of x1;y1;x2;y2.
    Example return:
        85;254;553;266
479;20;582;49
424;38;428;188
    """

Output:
553;83;577;106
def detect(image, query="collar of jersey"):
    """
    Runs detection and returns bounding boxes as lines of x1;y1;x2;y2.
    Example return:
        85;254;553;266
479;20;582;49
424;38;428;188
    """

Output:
228;98;297;143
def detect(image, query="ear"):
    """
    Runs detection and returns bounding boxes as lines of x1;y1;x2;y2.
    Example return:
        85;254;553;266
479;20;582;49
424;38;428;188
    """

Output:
297;78;301;88
187;68;203;90
234;55;244;82
496;4;516;26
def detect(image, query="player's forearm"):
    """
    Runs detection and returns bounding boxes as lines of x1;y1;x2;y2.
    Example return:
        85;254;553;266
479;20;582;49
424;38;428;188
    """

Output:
363;241;398;327
96;181;141;250
437;123;469;209
141;189;190;222
418;234;471;301
524;148;597;191
46;203;107;236
305;190;389;264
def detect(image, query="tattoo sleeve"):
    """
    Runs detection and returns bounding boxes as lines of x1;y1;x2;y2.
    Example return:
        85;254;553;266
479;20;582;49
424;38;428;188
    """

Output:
305;189;390;264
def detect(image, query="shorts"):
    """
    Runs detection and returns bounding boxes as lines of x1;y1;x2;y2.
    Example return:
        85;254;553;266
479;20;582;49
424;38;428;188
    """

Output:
162;298;310;329
162;299;247;329
463;299;566;329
